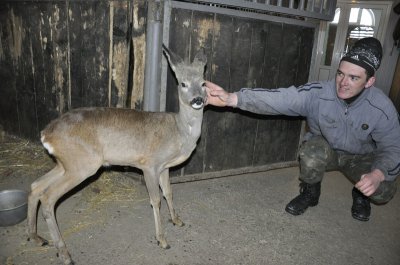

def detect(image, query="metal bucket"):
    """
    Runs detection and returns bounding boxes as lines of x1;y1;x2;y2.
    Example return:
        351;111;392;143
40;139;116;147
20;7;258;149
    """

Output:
0;189;28;226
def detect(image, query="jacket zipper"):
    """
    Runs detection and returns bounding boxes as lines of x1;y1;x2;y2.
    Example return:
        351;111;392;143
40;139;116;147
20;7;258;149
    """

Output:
343;103;349;148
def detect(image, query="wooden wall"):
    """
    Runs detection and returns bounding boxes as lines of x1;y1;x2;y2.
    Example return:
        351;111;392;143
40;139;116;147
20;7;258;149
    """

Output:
166;8;315;178
0;0;147;139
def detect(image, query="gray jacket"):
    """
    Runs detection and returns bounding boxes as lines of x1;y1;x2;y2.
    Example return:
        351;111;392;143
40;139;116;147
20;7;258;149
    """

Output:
236;79;400;181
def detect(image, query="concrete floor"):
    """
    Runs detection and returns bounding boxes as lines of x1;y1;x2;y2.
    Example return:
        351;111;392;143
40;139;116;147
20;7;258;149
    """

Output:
1;165;399;265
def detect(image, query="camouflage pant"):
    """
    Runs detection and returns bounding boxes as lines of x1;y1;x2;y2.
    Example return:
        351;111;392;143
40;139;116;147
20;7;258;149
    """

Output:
299;135;397;204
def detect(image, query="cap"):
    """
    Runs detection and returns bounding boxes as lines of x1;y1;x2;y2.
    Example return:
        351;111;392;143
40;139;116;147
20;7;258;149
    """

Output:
340;37;383;77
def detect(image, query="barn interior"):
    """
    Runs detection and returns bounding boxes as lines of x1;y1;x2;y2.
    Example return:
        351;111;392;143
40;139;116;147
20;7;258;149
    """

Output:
1;0;400;264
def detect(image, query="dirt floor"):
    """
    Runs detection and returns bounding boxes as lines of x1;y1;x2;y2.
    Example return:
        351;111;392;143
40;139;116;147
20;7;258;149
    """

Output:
0;134;399;265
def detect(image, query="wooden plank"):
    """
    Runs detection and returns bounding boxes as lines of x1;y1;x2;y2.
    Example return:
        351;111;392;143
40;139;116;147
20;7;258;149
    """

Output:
279;26;314;160
254;117;287;165
278;23;300;87
254;22;305;165
296;27;315;85
261;22;282;89
280;27;314;161
168;8;192;61
69;1;110;109
130;0;146;109
166;8;193;177
165;7;192;114
252;22;274;165
203;13;234;173
34;2;69;133
110;0;130;108
182;10;215;175
10;2;41;139
245;20;268;166
222;17;258;170
0;3;21;135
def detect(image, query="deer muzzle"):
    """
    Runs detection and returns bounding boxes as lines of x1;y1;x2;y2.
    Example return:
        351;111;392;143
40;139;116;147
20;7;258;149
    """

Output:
190;97;204;109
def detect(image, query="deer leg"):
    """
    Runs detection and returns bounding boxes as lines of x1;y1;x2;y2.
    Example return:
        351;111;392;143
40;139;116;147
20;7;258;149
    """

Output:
159;169;184;227
27;165;64;246
143;169;169;249
40;169;95;265
40;172;87;265
40;159;101;265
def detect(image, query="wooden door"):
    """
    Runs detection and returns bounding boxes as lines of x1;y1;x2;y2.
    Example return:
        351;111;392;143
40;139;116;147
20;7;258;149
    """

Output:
165;8;315;180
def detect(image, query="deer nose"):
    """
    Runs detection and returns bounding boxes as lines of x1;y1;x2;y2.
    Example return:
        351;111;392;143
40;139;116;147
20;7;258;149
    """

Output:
190;97;204;109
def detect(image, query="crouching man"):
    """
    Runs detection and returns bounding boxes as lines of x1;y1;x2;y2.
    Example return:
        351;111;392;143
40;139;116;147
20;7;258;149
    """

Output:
205;37;399;221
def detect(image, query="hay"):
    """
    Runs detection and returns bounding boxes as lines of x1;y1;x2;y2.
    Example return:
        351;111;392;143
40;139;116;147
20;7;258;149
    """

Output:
6;242;53;265
83;171;141;204
0;135;54;187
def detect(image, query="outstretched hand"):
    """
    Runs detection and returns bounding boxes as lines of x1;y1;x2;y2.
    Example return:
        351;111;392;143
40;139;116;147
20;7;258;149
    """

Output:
205;81;238;107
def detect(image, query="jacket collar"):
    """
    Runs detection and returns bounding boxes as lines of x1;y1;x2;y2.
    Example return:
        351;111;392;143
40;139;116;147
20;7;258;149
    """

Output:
321;79;371;107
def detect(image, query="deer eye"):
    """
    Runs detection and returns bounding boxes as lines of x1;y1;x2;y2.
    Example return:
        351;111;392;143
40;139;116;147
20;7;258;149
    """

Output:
181;82;187;87
201;82;206;87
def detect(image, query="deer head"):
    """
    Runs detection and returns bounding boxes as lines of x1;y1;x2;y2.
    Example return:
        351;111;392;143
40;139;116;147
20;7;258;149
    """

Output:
162;45;207;110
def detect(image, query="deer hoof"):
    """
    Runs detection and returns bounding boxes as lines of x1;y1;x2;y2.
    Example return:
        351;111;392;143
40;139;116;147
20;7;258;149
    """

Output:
27;234;49;246
171;217;185;227
175;220;185;227
158;239;170;249
57;248;74;265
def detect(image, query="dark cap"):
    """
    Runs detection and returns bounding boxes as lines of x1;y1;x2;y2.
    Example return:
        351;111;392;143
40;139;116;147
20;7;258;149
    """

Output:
340;37;383;77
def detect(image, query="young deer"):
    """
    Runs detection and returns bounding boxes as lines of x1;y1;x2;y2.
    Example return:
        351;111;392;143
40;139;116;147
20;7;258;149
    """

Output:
27;45;207;265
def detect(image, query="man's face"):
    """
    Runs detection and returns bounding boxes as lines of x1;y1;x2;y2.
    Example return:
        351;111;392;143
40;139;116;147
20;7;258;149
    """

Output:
335;61;375;100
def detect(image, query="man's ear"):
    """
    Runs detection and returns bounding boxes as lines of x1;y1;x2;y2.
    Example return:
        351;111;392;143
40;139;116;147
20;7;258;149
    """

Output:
365;76;376;88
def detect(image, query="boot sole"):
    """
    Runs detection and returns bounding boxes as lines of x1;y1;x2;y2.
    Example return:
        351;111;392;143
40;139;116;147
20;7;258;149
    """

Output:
351;212;369;222
285;202;318;216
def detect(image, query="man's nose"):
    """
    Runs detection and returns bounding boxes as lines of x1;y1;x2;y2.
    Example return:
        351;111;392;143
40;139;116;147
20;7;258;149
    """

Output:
340;76;348;86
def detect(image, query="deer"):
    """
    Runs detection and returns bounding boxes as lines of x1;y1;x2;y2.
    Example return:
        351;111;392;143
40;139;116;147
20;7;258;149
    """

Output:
27;45;207;265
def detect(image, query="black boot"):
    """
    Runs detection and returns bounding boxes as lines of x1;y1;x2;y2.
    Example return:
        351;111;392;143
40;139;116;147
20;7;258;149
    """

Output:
285;182;321;216
351;187;371;221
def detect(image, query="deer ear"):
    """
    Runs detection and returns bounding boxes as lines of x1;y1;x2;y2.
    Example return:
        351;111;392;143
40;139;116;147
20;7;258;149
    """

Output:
193;48;207;68
162;44;182;73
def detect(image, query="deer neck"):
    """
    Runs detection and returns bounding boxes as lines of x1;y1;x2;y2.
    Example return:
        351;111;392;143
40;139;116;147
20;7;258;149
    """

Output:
175;99;203;141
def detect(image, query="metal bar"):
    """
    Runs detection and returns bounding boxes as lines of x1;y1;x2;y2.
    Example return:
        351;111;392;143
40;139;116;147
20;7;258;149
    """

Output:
328;0;336;18
319;0;324;14
173;0;336;21
160;0;172;112
170;161;299;183
171;1;317;28
299;0;305;11
144;0;164;112
310;0;315;12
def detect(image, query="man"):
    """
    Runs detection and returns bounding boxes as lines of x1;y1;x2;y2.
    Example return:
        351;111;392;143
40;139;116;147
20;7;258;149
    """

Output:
205;37;400;221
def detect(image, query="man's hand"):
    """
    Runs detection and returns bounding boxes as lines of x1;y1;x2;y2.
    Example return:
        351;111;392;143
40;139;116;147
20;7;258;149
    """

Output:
355;169;385;196
205;81;238;107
